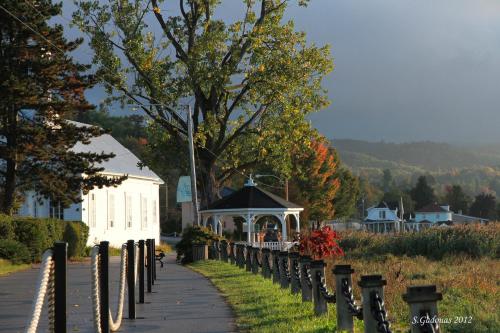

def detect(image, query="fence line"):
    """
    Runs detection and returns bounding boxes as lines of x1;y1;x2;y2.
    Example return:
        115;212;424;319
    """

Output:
22;238;160;333
204;242;443;333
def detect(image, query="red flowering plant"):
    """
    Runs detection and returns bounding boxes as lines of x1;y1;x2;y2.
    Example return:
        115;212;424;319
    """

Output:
299;226;344;260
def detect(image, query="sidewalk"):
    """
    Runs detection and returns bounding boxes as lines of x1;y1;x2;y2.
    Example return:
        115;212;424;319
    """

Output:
0;253;236;333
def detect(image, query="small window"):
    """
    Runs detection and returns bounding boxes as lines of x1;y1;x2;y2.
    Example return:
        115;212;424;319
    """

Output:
379;210;386;219
152;200;157;224
125;194;133;228
141;196;148;229
108;193;115;228
49;200;64;220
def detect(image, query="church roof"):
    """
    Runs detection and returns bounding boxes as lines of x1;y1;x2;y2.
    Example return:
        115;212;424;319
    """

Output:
70;121;163;183
203;185;302;211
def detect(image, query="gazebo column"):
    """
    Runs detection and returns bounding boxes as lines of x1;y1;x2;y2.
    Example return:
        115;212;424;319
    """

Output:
295;213;300;233
278;214;287;241
213;215;219;233
246;214;252;244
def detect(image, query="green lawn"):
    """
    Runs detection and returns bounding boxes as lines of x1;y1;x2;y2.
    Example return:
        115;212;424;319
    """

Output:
189;260;363;333
0;259;30;276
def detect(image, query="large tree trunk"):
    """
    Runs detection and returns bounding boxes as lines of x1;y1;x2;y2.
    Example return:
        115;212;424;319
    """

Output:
199;159;219;208
2;158;17;215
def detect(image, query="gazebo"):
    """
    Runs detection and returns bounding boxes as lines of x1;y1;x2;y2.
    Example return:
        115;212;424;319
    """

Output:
199;178;303;245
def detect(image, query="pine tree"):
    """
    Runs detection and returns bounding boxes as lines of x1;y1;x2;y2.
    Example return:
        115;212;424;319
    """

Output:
410;176;436;210
0;1;124;214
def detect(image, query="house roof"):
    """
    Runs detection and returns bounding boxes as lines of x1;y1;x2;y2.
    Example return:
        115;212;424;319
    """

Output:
203;185;302;211
373;201;398;210
70;121;163;183
415;203;449;213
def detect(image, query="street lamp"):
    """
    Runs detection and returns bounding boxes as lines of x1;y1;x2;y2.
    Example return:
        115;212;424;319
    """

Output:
254;174;289;201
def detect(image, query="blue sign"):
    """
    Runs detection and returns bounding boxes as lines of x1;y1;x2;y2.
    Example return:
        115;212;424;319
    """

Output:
176;176;192;203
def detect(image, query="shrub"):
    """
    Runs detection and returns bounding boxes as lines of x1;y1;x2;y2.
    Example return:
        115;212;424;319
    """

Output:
63;221;89;258
176;225;223;264
0;239;31;264
11;217;49;262
299;226;344;260
0;214;14;240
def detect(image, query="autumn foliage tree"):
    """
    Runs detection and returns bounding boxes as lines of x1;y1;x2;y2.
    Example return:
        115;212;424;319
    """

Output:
0;1;124;214
289;139;340;225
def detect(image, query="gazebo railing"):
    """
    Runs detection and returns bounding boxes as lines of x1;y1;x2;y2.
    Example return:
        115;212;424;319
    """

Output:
251;241;296;251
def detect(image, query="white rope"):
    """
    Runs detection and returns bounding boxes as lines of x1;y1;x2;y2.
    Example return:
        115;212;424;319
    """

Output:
25;249;54;333
109;244;127;331
91;246;102;333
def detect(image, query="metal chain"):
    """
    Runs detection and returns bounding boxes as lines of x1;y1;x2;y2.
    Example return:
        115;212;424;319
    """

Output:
316;271;336;303
341;278;363;320
47;258;56;332
283;259;291;282
371;291;392;333
421;311;438;333
254;251;262;267
293;260;302;288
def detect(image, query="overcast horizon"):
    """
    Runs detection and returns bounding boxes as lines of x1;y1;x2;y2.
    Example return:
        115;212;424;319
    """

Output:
63;0;500;144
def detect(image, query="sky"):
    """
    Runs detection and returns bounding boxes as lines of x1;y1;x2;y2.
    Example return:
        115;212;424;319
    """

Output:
62;0;500;144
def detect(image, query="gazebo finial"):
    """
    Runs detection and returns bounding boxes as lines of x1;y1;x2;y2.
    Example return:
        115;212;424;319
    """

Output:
245;174;256;187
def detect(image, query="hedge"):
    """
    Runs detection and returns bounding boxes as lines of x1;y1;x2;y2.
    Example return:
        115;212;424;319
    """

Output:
0;214;89;262
0;239;31;264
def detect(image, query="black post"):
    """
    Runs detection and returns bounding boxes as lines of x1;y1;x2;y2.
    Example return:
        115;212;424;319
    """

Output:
138;240;145;303
99;241;110;333
127;240;136;319
54;242;67;333
146;239;152;292
152;238;157;281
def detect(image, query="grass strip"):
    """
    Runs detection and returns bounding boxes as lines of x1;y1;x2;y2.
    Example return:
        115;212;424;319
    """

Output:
190;260;363;333
0;258;30;276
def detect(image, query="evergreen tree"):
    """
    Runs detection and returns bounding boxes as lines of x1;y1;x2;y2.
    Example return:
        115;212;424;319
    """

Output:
332;167;360;219
0;1;124;214
469;193;497;220
410;176;436;210
444;185;470;214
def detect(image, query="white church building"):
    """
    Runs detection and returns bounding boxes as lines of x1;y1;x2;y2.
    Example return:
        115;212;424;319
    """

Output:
18;122;163;247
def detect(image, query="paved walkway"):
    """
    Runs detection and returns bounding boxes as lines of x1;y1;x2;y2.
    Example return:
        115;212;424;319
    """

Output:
0;253;236;333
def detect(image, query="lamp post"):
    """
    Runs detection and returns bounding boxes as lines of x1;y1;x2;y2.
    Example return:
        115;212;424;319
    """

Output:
255;174;288;201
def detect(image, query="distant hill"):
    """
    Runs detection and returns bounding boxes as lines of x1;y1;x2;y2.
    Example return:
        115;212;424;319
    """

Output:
333;139;500;171
332;139;500;196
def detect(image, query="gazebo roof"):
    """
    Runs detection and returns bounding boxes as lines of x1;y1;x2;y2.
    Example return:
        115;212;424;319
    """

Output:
202;184;302;211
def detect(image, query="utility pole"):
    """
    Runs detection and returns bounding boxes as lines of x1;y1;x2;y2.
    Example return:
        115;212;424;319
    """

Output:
285;179;289;201
187;106;200;225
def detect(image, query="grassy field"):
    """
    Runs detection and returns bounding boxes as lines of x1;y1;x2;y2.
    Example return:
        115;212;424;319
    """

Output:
326;255;499;333
190;260;364;333
0;258;30;276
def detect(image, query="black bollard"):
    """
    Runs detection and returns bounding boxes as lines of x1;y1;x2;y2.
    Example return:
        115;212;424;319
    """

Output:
299;255;312;302
221;240;228;262
152;238;156;281
261;248;272;279
126;240;136;319
245;245;252;271
310;260;327;316
146;239;152;292
278;251;290;289
289;252;301;294
54;242;67;333
271;250;280;284
99;241;110;333
138;240;145;303
236;244;245;268
251;247;260;274
229;242;235;264
333;264;356;332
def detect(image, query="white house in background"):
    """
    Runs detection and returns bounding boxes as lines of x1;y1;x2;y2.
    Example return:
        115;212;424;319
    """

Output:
364;201;401;233
365;201;400;222
18;122;163;247
414;203;452;224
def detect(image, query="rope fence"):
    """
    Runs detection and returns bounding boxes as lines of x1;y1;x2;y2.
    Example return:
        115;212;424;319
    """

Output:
22;238;160;333
197;242;444;333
